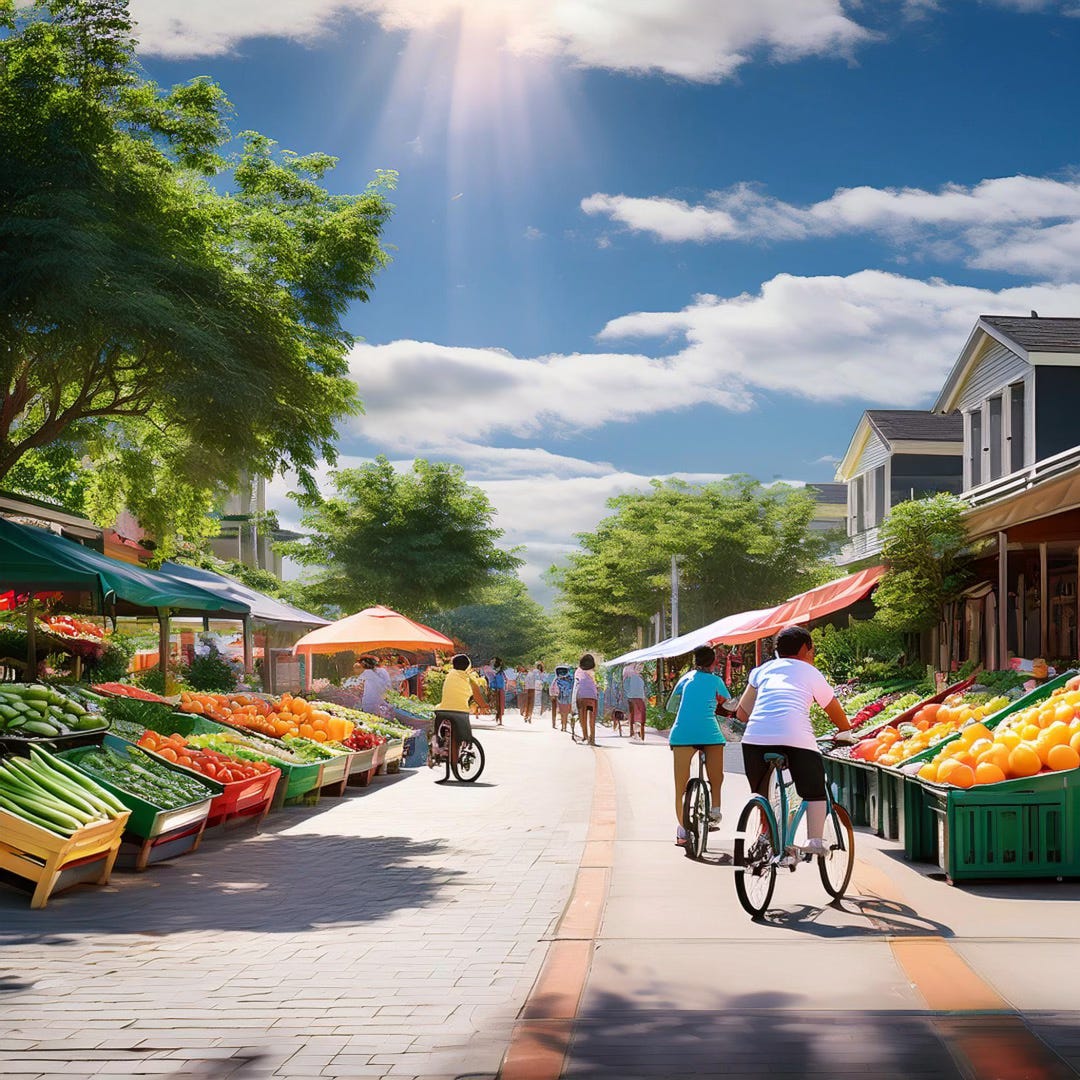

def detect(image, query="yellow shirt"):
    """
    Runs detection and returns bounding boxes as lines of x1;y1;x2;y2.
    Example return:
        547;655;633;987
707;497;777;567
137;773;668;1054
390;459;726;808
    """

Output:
437;668;485;712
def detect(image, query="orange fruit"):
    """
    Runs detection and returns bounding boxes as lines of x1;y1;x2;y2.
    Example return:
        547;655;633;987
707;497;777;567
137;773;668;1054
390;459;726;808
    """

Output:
1047;744;1080;773
1070;730;1080;755
996;729;1021;751
1045;721;1071;748
1021;724;1041;743
299;723;315;739
918;763;938;782
1008;744;1042;778
968;738;993;759
974;762;1006;785
948;763;975;788
937;759;964;785
1055;703;1075;725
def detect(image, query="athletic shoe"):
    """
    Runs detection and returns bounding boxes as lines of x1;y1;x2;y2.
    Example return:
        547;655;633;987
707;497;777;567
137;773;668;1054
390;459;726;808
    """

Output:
675;825;687;846
799;837;831;857
708;807;723;823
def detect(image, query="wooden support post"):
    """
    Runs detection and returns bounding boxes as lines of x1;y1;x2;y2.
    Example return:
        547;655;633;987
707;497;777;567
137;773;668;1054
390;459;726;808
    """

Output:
242;616;253;674
997;531;1009;670
158;609;169;690
26;597;36;677
1040;542;1049;659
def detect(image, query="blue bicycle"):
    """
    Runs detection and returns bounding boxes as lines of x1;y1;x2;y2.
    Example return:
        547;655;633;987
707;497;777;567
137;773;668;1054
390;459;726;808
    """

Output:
733;751;854;918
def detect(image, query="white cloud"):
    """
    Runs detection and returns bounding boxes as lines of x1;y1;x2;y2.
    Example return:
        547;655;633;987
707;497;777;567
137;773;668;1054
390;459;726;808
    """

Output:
582;174;1080;278
129;0;874;80
523;225;544;240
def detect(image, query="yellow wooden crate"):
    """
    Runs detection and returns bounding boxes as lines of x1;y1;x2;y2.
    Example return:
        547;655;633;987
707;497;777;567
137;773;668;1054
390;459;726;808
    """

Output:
0;806;130;909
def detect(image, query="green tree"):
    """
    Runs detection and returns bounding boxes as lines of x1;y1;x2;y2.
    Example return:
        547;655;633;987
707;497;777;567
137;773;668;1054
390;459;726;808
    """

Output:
0;1;394;552
873;493;971;643
428;575;554;665
551;477;836;656
281;457;522;617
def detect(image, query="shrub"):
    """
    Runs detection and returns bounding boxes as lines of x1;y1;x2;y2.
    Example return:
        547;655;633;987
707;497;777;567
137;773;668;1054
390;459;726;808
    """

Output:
185;642;239;692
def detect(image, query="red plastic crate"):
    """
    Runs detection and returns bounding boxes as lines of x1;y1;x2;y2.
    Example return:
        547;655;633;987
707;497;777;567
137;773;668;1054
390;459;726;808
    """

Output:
206;768;280;828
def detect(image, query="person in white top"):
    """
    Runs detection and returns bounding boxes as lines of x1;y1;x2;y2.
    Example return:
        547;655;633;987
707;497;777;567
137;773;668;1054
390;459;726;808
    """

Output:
735;625;853;855
354;655;393;717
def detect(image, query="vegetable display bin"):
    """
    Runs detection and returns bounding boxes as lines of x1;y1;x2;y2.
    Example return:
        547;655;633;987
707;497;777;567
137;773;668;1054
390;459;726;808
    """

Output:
104;730;279;830
347;747;378;787
0;725;109;758
57;744;217;841
0;805;129;908
134;711;322;808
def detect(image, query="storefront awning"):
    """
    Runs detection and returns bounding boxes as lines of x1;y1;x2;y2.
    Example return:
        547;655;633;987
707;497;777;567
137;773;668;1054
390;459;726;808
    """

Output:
605;566;885;664
157;562;329;628
293;605;454;656
0;517;249;616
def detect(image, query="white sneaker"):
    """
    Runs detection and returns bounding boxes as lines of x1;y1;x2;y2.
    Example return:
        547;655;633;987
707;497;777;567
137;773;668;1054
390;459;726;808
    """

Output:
707;807;723;830
799;837;831;857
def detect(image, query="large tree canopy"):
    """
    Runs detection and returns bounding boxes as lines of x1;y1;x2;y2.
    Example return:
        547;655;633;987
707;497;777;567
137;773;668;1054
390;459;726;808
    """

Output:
428;574;554;666
551;477;836;656
0;0;394;551
282;457;522;618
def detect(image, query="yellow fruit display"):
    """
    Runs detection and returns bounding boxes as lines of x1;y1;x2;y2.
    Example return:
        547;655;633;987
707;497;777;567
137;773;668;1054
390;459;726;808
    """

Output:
923;684;1080;787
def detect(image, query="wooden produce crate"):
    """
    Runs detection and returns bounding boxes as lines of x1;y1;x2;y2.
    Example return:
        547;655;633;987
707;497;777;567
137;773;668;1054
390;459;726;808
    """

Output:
381;738;404;775
317;752;352;797
346;747;378;788
0;805;129;908
116;816;209;871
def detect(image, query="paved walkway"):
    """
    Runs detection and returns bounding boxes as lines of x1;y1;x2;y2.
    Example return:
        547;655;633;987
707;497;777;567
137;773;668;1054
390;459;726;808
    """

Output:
6;716;1080;1079
0;713;593;1079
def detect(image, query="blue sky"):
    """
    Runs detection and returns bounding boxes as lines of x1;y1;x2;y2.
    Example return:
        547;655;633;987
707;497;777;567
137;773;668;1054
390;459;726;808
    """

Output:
133;1;1080;602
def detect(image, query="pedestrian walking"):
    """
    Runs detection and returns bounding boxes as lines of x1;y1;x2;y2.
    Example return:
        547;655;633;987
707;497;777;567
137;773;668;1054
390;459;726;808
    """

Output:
487;657;507;726
551;665;574;731
624;662;648;741
524;662;543;722
352;655;392;718
572;654;599;745
517;666;530;717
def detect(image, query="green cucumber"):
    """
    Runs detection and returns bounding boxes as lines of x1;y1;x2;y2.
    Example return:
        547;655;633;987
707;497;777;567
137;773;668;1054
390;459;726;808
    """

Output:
0;792;70;835
22;719;60;737
0;705;18;721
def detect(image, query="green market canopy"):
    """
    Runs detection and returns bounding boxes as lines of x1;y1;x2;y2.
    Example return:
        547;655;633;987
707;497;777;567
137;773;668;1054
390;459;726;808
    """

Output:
0;517;248;617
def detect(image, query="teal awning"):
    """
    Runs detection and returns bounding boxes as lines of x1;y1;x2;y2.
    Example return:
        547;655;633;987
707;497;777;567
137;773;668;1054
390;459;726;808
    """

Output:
0;517;249;616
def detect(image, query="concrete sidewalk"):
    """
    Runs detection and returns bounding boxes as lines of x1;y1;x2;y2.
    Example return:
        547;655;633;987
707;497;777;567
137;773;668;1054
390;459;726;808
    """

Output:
0;715;595;1080
560;722;1080;1078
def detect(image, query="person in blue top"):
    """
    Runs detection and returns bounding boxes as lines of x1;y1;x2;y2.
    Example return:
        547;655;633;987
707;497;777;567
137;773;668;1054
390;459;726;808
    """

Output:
666;645;732;846
487;657;507;726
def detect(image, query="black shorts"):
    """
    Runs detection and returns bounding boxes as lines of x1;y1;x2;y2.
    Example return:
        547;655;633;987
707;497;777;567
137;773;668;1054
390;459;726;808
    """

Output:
742;743;826;801
433;710;473;745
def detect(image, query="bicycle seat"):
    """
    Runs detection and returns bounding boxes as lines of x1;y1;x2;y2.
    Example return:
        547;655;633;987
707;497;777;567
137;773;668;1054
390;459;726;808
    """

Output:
763;752;788;767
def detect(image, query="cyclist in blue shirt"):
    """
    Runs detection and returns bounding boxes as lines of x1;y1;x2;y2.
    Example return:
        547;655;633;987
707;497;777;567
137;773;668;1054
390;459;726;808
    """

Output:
667;645;731;846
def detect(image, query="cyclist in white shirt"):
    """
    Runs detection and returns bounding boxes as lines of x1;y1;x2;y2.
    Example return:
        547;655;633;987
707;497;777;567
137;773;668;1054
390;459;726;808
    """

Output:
735;626;853;856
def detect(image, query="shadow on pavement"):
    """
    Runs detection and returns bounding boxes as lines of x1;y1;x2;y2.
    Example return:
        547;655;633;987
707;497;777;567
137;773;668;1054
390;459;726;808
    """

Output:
0;832;462;938
553;989;968;1078
762;895;954;938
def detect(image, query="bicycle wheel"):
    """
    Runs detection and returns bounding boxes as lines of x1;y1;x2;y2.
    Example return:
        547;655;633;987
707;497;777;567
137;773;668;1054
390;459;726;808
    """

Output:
682;777;709;860
452;737;486;782
818;803;855;899
734;795;779;918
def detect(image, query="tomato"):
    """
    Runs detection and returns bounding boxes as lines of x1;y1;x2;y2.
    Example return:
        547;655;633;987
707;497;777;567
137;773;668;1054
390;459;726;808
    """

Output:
217;769;233;784
158;748;178;762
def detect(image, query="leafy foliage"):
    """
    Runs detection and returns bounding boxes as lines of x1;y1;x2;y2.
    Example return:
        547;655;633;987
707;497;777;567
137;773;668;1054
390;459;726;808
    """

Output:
550;477;836;655
0;2;394;552
281;457;522;617
185;642;238;692
811;618;913;684
428;575;554;665
874;494;971;634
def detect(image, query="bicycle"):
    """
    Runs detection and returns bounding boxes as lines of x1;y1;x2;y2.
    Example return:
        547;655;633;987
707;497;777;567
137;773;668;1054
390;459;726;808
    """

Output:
427;713;486;783
681;744;716;860
733;751;854;918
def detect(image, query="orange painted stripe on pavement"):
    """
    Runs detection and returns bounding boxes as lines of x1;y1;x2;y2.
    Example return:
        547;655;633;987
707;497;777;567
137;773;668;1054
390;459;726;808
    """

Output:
890;938;1008;1012
499;747;615;1080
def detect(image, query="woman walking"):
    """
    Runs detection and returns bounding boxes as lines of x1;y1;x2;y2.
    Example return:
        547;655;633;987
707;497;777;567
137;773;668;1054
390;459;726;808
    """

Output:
572;654;599;746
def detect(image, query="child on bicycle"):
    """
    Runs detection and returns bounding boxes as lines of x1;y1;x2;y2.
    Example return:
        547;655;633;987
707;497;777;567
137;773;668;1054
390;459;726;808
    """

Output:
735;625;853;856
434;654;489;754
667;646;731;846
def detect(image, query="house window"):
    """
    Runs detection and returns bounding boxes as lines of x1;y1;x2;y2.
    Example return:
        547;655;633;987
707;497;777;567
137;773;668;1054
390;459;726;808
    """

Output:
969;410;982;487
988;395;1003;481
1009;381;1026;473
873;465;886;527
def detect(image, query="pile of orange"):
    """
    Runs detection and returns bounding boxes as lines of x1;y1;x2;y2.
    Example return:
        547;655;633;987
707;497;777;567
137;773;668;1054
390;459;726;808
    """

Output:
178;691;354;744
919;685;1080;787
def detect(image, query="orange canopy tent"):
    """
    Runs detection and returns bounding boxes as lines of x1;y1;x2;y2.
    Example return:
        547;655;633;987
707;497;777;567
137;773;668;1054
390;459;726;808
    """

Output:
292;605;455;691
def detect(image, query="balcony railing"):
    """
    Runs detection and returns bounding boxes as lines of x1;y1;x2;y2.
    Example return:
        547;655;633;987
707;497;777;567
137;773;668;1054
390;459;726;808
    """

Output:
836;526;882;565
964;444;1080;508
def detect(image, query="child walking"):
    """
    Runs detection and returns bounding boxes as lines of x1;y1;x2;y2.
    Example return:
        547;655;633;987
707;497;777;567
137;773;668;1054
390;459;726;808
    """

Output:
572;654;599;746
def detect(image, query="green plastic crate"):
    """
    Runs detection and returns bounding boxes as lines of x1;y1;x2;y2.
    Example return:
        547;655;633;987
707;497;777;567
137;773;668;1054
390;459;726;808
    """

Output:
824;756;872;827
58;743;216;840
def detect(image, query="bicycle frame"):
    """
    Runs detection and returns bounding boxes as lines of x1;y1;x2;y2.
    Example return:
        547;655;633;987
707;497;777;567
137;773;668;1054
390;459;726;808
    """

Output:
767;756;843;860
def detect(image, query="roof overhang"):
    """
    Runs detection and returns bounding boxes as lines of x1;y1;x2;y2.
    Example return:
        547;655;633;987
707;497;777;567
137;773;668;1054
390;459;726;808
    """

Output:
834;414;873;482
964;461;1080;540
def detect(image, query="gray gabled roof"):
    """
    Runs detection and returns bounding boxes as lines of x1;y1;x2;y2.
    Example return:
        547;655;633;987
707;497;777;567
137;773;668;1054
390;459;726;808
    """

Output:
982;315;1080;352
865;410;964;446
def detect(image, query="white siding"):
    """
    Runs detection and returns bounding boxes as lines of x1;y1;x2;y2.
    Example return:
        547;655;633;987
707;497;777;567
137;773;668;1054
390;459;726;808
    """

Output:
853;430;889;475
956;341;1028;412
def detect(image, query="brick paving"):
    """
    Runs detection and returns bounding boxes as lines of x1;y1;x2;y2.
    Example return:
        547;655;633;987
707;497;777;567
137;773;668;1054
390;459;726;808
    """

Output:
0;716;594;1079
